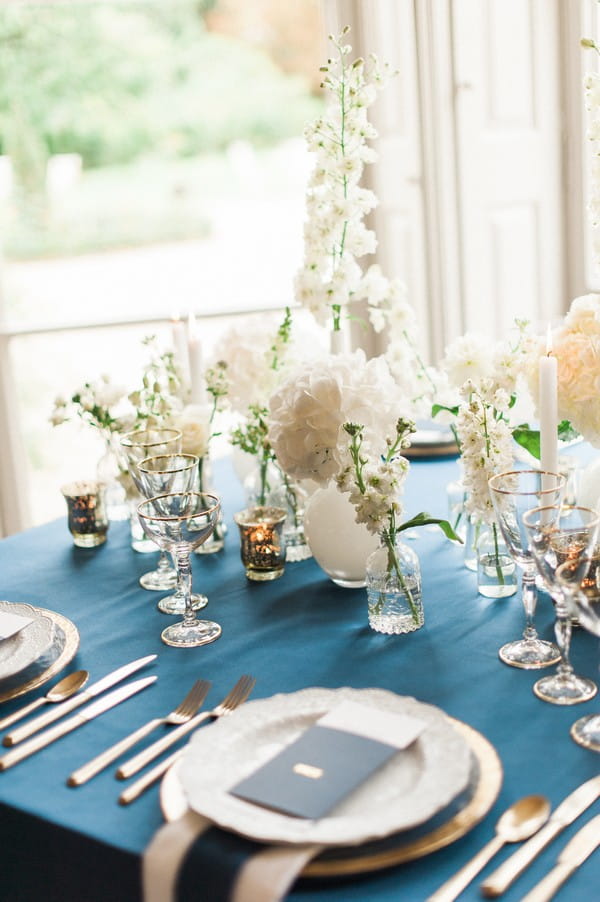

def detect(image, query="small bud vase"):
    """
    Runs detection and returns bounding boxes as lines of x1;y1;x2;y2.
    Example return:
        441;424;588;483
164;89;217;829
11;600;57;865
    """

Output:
476;523;517;598
365;532;424;634
194;454;226;555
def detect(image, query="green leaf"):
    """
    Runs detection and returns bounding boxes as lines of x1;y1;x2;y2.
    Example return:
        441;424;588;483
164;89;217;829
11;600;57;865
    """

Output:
558;420;579;443
512;427;541;460
397;512;463;544
432;403;459;419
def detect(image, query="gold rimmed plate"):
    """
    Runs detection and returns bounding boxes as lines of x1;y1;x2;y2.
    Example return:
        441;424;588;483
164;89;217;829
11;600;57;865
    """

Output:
160;717;502;877
0;603;79;704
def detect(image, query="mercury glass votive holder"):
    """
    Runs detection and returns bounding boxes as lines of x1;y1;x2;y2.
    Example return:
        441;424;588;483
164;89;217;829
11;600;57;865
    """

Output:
61;480;109;548
234;506;287;581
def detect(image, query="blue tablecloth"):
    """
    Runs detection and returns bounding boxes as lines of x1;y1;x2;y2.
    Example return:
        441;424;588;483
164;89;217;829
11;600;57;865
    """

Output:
0;454;598;901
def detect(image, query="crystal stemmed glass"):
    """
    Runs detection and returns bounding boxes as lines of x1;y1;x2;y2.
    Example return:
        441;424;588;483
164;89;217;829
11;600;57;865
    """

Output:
522;504;599;704
119;428;182;590
488;470;565;669
137;492;222;648
556;554;600;751
137;453;207;614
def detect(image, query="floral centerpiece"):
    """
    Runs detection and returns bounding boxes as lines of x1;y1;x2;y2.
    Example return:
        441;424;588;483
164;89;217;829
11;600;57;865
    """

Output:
268;349;460;601
337;418;459;631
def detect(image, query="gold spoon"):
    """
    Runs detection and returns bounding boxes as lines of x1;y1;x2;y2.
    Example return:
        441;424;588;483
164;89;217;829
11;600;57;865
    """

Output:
0;670;89;731
426;795;551;902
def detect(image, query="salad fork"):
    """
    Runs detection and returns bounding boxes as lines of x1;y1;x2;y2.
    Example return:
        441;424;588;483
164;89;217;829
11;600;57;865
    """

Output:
67;678;211;786
117;674;255;789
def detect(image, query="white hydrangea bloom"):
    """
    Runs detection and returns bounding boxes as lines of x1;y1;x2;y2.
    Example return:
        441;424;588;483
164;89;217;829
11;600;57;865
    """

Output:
267;350;403;485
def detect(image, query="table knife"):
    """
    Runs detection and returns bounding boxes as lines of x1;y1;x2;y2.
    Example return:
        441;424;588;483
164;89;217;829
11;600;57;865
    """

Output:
481;774;600;897
519;813;600;902
0;676;157;770
2;654;157;746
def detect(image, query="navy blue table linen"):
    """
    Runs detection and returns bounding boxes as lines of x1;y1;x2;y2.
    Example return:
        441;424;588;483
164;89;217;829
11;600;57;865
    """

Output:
0;453;598;901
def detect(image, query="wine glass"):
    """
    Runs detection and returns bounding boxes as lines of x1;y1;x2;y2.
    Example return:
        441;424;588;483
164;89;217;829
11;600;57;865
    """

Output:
137;492;222;648
137;453;207;614
522;504;599;704
556;554;600;751
488;469;565;669
119;428;182;590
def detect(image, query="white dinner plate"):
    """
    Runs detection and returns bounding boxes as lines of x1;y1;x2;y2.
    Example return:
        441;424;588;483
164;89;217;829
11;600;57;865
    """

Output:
179;687;473;846
0;601;55;684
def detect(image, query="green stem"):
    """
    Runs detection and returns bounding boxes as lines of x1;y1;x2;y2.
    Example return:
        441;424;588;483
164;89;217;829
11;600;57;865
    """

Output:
381;529;420;624
492;521;505;585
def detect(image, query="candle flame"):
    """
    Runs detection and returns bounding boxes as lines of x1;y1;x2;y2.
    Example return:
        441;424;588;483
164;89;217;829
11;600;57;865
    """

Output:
546;325;553;356
171;310;181;324
187;311;198;339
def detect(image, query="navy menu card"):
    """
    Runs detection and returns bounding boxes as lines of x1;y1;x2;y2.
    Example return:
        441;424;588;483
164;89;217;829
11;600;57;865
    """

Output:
230;700;426;819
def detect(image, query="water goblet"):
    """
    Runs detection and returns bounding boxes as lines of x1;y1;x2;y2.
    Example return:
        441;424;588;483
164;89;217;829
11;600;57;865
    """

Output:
556;554;600;751
137;453;206;614
137;492;222;648
522;504;599;704
488;469;565;669
119;428;182;590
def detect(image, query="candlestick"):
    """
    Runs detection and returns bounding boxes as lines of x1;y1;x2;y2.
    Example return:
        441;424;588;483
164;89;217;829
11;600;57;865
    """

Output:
539;327;558;477
171;313;190;386
187;312;207;404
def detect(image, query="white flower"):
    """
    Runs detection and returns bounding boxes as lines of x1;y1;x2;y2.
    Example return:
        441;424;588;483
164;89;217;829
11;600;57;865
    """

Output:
456;385;514;524
442;333;495;389
173;404;211;458
267;350;402;486
527;295;600;446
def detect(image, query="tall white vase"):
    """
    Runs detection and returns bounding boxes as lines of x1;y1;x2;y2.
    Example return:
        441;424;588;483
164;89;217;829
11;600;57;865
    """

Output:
304;482;379;588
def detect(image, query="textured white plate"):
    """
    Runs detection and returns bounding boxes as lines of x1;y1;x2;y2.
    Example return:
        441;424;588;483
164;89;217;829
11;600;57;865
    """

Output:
0;601;55;682
179;687;472;846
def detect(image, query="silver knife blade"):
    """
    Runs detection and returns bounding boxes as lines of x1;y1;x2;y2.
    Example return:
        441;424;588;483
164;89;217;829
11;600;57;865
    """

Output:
77;676;158;721
557;813;600;867
0;676;158;771
3;653;158;746
550;774;600;826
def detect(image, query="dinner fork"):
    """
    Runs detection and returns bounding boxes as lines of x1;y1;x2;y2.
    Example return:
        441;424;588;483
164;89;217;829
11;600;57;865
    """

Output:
117;673;255;785
67;679;211;786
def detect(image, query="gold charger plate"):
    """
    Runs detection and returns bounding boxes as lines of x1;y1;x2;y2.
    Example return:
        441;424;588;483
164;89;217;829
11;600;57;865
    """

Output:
160;717;502;878
0;605;80;704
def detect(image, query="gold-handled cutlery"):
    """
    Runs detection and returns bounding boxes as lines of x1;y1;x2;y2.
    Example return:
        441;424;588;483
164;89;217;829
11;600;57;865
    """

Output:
426;796;550;902
117;674;256;794
67;678;211;786
481;774;600;897
0;670;89;731
0;676;157;771
3;654;158;746
520;814;600;902
118;747;184;805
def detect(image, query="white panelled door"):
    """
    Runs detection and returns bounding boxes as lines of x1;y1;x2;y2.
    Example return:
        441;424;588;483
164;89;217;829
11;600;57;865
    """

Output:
452;0;564;336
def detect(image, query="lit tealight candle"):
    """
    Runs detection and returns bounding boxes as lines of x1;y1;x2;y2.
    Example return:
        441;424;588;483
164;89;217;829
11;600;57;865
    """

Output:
539;326;558;477
187;312;207;404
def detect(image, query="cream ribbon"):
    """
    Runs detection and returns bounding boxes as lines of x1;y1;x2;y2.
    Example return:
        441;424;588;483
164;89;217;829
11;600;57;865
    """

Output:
143;810;322;902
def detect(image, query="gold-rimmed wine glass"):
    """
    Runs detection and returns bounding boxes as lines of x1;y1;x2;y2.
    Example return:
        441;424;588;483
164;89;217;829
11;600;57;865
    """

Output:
523;504;599;704
137;453;206;614
488;469;565;669
137;492;222;648
556;554;600;751
119;427;182;590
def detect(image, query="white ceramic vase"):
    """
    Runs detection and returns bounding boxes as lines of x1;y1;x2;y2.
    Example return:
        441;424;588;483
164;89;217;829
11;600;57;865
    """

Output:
304;482;379;588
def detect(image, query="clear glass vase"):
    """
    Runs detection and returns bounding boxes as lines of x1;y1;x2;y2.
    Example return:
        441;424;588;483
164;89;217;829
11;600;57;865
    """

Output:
477;522;517;598
463;514;481;572
366;533;424;634
96;435;129;521
194;454;226;555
